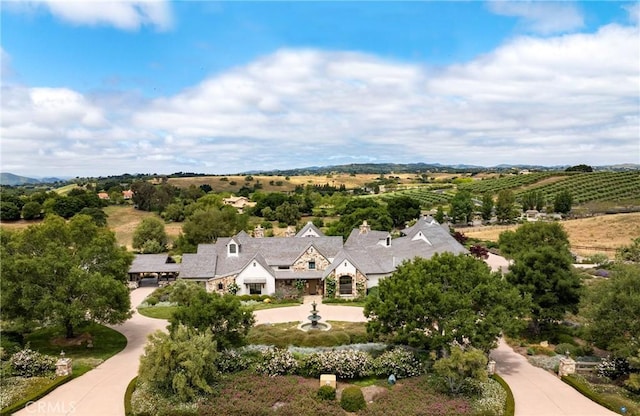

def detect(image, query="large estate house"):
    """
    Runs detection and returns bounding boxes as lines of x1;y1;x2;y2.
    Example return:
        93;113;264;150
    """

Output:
129;216;467;297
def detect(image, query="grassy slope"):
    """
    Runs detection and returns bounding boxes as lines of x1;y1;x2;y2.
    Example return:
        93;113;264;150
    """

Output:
463;212;640;258
104;205;182;249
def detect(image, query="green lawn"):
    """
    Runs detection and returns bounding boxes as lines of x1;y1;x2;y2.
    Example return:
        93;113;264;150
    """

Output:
137;301;300;320
137;306;177;320
25;322;127;361
2;322;127;415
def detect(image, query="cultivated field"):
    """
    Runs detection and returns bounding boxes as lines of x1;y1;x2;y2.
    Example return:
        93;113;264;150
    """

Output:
463;212;640;258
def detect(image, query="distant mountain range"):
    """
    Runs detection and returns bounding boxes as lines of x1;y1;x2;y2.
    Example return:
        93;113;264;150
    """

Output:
2;162;638;186
245;162;640;176
0;173;66;186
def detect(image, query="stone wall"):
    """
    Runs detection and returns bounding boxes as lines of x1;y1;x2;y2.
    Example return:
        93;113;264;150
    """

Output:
206;275;237;294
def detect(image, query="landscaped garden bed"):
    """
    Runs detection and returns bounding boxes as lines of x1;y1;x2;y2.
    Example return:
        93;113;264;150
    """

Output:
0;322;127;414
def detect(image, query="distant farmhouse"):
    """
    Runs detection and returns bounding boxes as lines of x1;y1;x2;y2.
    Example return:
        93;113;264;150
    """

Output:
128;217;467;297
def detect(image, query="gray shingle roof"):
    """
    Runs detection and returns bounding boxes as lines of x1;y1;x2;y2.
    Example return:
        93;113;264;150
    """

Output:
159;216;467;281
296;221;324;237
129;254;180;274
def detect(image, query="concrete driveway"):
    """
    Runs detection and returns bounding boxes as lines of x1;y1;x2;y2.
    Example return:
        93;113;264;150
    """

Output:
490;339;619;416
14;287;168;416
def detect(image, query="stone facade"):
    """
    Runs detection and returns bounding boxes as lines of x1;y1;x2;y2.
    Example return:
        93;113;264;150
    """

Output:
324;269;367;297
206;275;237;294
292;247;330;271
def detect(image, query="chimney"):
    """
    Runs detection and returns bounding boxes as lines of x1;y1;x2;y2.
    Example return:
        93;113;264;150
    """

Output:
253;225;264;238
359;220;371;234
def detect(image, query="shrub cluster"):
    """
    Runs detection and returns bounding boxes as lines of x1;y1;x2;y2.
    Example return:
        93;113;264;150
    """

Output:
340;386;366;412
300;349;373;379
597;356;630;380
472;378;507;416
372;348;424;379
317;385;336;401
255;348;298;377
9;348;56;377
216;349;253;374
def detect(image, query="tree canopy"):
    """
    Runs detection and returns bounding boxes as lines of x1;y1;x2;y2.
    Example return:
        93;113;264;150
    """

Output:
170;286;255;351
495;190;517;223
364;253;527;353
498;222;570;259
449;191;473;224
0;215;133;338
553;190;573;214
133;216;168;253
386;196;421;228
500;222;581;333
582;264;640;357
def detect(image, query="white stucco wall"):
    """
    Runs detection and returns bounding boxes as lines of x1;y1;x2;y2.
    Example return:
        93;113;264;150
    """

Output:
335;259;357;276
236;260;275;295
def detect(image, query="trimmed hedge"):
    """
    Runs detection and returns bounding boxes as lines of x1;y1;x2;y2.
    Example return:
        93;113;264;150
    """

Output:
317;385;336;401
492;374;515;416
340;386;366;412
1;375;72;416
124;376;137;416
561;375;620;414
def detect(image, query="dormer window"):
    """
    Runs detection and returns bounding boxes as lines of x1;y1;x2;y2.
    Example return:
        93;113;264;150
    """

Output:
228;242;238;256
386;236;391;247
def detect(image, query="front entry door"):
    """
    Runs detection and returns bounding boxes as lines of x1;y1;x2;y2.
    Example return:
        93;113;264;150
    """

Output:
308;279;317;295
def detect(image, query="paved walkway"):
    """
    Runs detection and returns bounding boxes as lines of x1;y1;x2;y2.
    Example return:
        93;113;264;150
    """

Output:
15;287;168;416
253;295;367;325
490;339;618;416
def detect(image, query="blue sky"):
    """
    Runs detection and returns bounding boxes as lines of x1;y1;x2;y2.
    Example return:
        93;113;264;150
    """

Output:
1;1;639;177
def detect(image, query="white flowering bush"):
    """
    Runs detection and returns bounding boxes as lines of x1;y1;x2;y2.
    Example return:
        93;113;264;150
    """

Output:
472;378;507;416
9;348;56;377
299;349;373;379
255;348;298;377
597;356;630;380
216;349;253;374
372;347;424;378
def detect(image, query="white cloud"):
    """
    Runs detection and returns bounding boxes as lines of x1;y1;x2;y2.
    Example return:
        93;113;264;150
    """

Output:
487;1;584;34
13;0;173;31
1;21;639;176
626;3;640;24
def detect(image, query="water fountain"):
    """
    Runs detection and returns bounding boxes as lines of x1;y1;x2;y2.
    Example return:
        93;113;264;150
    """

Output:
298;301;330;331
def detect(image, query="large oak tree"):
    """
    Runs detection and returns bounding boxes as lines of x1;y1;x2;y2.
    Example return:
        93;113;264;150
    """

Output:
364;253;528;354
1;214;133;338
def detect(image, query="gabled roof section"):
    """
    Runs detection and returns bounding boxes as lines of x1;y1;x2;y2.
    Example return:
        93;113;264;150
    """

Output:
129;254;181;274
296;221;324;238
322;249;365;278
180;253;217;279
240;252;275;278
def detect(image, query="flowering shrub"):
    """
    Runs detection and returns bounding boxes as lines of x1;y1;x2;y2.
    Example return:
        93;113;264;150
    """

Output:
299;349;373;379
255;348;298;377
472;378;507;416
597;356;630;380
9;348;56;377
216;349;253;374
372;348;424;378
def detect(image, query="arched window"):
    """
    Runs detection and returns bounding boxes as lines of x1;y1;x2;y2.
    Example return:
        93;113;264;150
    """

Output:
217;282;224;291
339;276;352;295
